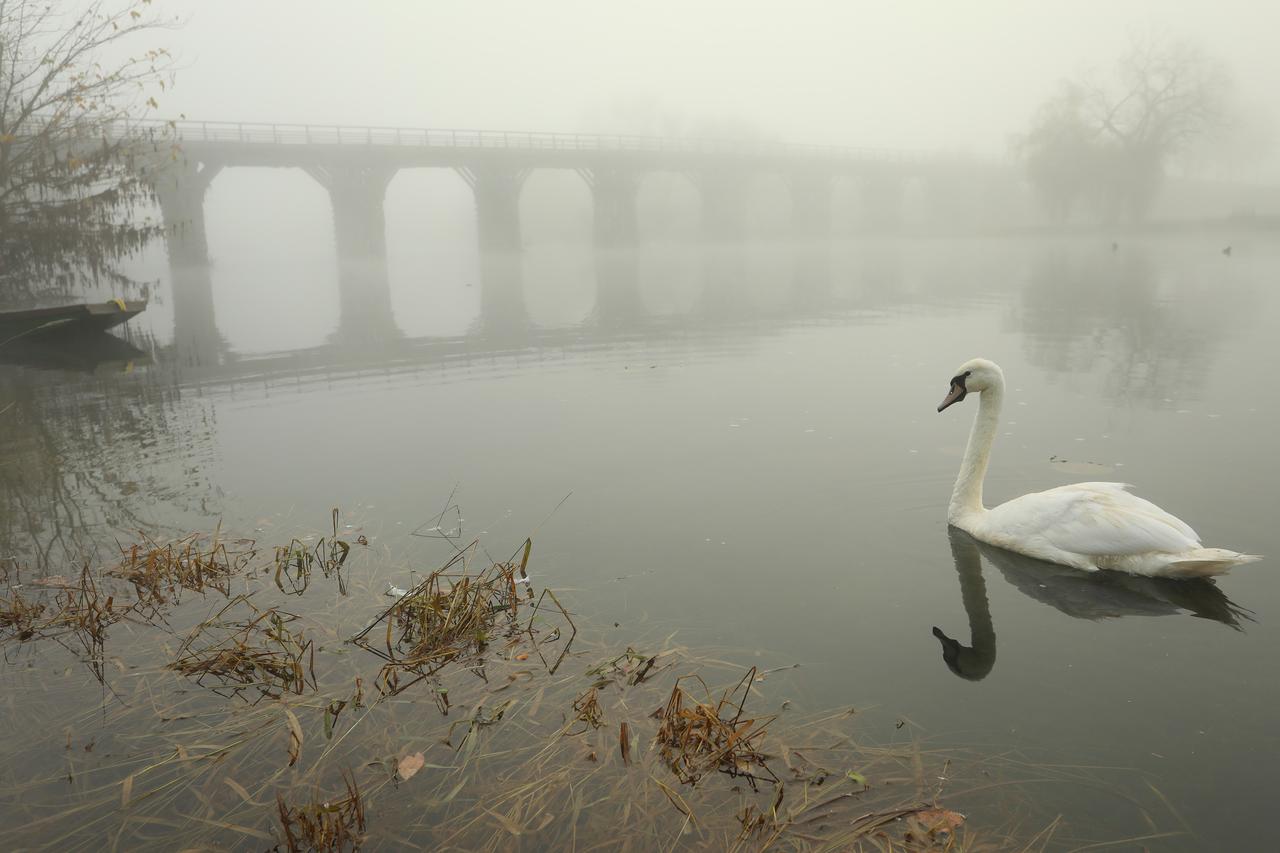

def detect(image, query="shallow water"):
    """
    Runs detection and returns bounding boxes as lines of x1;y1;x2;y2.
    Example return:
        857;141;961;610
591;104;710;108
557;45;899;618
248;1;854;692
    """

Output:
3;227;1279;849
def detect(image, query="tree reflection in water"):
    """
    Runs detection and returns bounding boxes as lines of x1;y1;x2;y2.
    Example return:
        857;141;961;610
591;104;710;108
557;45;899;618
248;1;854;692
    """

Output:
0;335;218;572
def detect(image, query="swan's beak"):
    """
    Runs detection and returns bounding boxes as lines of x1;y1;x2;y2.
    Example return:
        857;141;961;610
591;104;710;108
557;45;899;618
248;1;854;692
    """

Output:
937;384;967;412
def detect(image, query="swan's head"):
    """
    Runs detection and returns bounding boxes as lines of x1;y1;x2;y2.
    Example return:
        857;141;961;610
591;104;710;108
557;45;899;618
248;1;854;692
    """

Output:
937;358;1003;412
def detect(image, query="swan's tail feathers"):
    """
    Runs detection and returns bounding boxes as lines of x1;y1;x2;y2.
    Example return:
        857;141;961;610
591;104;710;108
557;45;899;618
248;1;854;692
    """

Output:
1164;549;1262;578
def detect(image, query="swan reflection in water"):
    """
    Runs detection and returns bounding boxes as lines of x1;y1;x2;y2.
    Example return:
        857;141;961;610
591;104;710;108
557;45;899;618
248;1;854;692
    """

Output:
931;527;1252;681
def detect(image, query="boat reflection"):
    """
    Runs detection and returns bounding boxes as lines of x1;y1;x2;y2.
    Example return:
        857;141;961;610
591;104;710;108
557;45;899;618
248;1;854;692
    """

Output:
932;526;1250;681
0;331;151;375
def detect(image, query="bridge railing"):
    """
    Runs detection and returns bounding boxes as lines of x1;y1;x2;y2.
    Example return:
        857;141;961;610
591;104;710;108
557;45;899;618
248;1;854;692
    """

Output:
118;118;930;163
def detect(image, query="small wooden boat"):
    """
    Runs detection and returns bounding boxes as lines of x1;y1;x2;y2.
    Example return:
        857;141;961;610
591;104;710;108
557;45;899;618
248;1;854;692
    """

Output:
0;300;147;342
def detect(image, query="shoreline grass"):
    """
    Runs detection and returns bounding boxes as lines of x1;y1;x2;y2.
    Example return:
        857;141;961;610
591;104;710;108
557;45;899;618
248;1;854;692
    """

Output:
0;513;1186;851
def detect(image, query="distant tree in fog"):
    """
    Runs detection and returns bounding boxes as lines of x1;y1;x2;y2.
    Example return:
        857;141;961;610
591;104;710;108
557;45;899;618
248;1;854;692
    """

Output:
0;0;176;304
1019;33;1231;223
1018;83;1099;223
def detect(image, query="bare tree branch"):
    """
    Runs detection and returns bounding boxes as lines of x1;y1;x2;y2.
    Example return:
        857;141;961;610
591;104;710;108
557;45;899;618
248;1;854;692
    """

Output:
1;0;178;302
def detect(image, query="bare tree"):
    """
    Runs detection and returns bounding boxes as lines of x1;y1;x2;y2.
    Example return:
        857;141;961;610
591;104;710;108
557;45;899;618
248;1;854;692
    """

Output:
0;0;177;304
1020;33;1231;223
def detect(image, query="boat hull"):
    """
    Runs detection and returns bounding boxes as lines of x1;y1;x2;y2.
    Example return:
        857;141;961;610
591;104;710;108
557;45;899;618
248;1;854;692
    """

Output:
0;301;147;341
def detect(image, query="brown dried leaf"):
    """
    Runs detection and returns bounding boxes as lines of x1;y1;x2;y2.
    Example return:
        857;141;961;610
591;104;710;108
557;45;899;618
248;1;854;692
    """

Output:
398;751;426;781
913;807;965;833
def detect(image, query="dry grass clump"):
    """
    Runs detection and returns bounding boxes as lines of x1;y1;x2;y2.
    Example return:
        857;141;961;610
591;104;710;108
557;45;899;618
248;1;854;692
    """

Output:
274;510;356;596
570;686;605;731
0;588;47;639
1;532;260;684
350;539;573;696
110;530;256;605
277;769;366;853
0;567;129;679
586;645;662;688
654;667;776;787
170;595;316;700
49;568;127;677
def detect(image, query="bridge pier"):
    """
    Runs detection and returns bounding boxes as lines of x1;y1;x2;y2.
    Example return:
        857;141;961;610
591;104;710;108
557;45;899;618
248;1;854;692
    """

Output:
790;171;832;238
592;245;643;327
459;165;527;254
153;161;221;266
152;160;225;365
458;165;528;328
696;170;744;242
788;172;832;308
303;163;399;343
699;243;745;317
581;166;639;248
860;173;905;232
792;240;832;310
476;252;529;335
579;166;642;322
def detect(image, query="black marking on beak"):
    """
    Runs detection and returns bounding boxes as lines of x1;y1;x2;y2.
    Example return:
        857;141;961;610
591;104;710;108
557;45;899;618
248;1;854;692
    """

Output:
937;372;970;412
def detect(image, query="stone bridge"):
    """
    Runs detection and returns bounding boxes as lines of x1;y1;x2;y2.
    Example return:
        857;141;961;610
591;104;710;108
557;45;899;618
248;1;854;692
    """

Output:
139;120;983;358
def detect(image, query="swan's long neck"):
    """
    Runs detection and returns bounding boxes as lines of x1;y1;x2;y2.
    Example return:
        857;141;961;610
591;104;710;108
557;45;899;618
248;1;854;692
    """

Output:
949;379;1003;522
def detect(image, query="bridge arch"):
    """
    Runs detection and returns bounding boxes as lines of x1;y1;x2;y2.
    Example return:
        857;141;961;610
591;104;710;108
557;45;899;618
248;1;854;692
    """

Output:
520;170;596;328
385;168;479;337
635;171;703;317
204;167;341;352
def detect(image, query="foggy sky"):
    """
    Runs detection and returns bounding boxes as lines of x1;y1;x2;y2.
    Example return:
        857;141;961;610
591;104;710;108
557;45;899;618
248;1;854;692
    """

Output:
129;0;1277;165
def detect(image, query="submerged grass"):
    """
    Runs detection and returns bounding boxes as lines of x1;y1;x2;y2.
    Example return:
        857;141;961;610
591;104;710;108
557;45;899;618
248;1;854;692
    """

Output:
277;768;367;853
0;514;1190;851
654;668;775;787
0;587;47;637
109;529;256;605
170;595;317;701
275;510;355;597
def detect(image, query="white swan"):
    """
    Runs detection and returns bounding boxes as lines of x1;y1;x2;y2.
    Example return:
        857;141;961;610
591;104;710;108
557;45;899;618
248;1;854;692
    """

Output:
937;358;1260;578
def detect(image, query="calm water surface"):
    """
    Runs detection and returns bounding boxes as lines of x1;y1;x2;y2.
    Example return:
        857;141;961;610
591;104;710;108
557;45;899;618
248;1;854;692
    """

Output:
3;229;1278;849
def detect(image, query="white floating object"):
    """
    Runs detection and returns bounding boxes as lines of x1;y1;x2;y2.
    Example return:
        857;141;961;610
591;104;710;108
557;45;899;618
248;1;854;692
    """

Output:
514;575;532;585
385;583;408;598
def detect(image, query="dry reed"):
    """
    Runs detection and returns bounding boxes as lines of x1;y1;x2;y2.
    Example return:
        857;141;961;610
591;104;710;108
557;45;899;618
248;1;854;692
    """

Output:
170;595;316;700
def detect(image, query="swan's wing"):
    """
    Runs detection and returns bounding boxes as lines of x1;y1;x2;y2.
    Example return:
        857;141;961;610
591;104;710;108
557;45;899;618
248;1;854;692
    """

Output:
989;483;1201;557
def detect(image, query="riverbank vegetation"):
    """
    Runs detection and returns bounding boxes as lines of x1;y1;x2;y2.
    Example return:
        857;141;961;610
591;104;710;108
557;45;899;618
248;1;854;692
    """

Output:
0;0;177;303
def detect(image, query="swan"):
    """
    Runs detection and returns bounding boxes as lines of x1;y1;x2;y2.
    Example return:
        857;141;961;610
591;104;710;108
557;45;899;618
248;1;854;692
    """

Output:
937;358;1260;578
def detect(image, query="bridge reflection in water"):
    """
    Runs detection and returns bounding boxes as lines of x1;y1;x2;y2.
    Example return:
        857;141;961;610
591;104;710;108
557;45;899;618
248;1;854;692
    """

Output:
154;237;866;396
